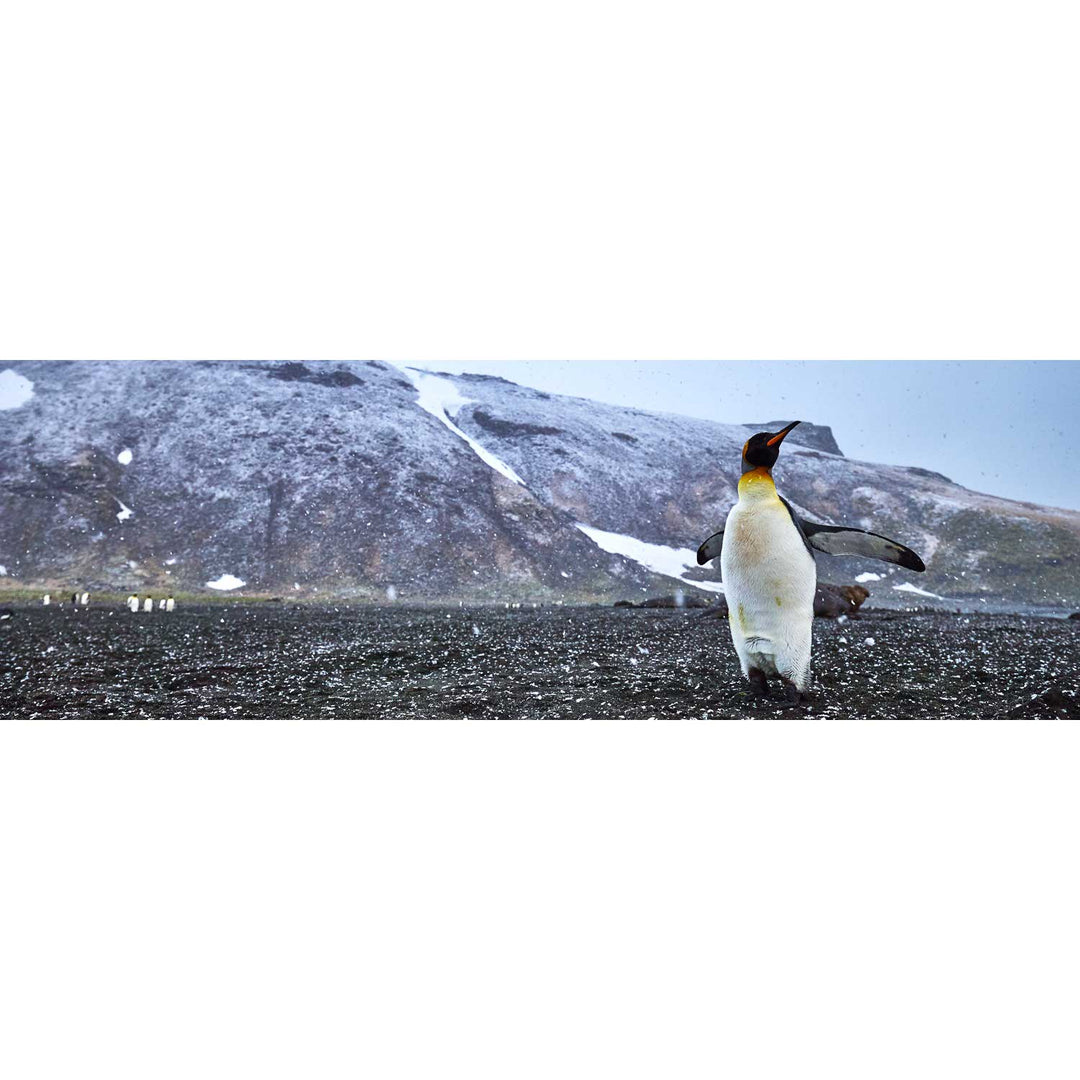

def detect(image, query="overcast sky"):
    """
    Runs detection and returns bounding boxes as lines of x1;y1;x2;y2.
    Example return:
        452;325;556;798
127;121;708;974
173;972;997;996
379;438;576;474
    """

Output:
432;361;1079;511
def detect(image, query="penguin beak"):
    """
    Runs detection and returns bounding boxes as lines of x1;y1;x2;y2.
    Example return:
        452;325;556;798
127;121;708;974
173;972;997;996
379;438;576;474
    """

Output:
766;421;801;448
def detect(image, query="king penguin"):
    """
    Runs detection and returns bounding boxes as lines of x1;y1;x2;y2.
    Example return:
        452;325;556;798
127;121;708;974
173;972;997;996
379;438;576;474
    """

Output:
697;421;925;704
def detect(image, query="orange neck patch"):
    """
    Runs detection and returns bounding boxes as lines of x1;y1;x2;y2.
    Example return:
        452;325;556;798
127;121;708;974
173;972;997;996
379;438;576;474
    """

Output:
738;467;776;497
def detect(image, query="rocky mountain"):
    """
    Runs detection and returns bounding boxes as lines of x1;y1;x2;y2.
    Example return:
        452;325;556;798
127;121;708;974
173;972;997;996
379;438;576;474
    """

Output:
2;360;1078;609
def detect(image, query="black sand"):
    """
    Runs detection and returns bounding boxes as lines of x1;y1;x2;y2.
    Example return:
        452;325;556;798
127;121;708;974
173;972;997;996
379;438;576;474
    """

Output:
2;604;1078;720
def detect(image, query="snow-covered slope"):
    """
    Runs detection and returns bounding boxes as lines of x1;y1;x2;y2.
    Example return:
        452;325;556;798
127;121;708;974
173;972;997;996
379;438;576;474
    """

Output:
1;360;1078;607
440;369;1080;608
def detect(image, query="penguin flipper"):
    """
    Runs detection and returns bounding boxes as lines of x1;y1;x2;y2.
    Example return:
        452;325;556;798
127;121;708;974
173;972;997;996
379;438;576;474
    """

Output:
798;521;926;572
696;530;725;565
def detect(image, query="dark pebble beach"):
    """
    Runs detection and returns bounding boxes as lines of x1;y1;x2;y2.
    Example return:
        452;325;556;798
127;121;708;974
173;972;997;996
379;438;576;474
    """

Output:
2;603;1078;721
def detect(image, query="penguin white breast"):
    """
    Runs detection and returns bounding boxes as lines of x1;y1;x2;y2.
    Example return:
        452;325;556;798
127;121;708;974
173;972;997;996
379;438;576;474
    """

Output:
721;498;816;651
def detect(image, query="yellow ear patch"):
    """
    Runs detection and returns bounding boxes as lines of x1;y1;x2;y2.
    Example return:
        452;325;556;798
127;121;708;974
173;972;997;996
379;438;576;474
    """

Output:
742;440;749;457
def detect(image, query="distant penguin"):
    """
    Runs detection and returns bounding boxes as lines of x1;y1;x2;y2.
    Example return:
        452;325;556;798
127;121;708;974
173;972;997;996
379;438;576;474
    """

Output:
142;596;153;612
165;595;175;612
697;422;925;705
81;592;89;606
71;592;79;605
42;593;51;606
127;594;139;612
158;598;167;611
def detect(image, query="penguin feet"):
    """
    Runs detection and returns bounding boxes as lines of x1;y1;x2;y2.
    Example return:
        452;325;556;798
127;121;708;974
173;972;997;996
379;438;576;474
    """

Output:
746;667;770;698
778;677;810;708
743;670;814;709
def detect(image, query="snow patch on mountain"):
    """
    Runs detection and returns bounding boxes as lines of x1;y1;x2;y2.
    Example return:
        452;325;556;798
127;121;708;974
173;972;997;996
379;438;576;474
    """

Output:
396;366;526;486
575;522;725;594
0;370;34;410
893;581;946;600
206;574;245;590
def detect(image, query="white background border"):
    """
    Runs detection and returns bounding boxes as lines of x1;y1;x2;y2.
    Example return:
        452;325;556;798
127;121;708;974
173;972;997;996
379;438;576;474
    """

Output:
2;3;1079;1077
2;2;1077;361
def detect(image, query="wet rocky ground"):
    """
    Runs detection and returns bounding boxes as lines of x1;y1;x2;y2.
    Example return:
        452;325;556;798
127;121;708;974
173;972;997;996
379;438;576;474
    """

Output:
2;604;1078;720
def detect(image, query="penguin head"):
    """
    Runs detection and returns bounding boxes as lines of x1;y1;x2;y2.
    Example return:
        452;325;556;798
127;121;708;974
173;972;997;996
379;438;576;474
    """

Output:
741;421;801;472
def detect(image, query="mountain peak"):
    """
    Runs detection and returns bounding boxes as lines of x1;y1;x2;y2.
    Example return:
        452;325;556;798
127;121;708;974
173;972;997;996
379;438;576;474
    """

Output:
742;421;843;457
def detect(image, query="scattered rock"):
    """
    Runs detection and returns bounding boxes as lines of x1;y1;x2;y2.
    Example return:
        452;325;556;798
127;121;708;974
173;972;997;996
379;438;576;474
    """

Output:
471;411;563;438
267;362;364;388
1005;686;1080;719
905;466;954;483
